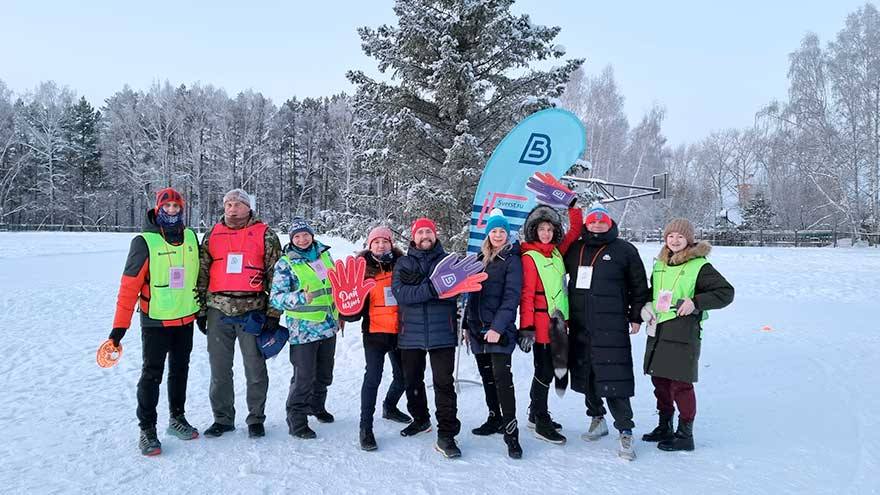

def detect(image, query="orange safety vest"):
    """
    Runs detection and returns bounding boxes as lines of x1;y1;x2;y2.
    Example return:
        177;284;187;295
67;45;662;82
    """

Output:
207;222;268;293
367;271;399;334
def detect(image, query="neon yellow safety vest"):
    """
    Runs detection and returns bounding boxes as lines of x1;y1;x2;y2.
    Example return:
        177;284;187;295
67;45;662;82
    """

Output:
652;257;709;325
141;230;201;320
523;249;570;320
283;250;339;322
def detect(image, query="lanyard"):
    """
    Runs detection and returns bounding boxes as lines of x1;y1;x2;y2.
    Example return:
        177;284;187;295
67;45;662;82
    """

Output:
577;244;607;268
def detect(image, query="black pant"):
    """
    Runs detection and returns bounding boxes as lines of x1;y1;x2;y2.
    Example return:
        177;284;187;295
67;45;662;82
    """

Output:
136;324;194;430
286;336;336;431
528;343;555;425
475;352;516;425
400;347;460;439
584;365;635;432
360;343;406;429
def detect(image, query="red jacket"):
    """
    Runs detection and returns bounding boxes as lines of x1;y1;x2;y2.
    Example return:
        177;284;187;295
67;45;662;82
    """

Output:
519;207;582;343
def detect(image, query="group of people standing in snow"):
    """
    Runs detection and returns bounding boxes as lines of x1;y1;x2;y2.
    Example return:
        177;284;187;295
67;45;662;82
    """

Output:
109;184;734;461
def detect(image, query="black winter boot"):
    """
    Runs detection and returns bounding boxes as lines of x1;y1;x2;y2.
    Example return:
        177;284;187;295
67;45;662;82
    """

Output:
139;427;162;456
434;436;462;458
471;410;504;436
309;409;335;424
203;422;235;438
360;427;378;451
400;418;432;437
658;419;694;452
503;420;522;459
642;414;674;442
534;419;566;445
382;405;412;424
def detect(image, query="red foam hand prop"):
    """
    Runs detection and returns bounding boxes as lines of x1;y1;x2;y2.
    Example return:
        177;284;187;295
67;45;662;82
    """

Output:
328;255;376;316
437;272;488;299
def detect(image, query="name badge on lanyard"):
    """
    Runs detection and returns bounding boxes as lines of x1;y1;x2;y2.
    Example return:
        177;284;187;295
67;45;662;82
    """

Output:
383;286;398;307
227;253;244;274
169;267;186;289
656;289;674;312
310;259;328;280
576;266;593;290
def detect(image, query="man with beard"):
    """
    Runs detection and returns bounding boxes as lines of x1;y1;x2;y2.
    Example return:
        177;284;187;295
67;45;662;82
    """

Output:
392;218;462;458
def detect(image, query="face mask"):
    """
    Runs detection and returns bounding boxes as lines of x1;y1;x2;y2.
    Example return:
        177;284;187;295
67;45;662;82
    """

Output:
373;250;394;264
156;208;182;228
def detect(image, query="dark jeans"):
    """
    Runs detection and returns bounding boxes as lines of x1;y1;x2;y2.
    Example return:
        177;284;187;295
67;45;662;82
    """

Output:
360;343;406;429
652;376;696;421
475;352;516;424
528;344;555;424
400;347;460;439
584;364;635;432
137;324;194;430
286;336;337;432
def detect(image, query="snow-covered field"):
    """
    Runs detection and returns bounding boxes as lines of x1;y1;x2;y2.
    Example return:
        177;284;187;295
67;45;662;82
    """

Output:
1;232;878;494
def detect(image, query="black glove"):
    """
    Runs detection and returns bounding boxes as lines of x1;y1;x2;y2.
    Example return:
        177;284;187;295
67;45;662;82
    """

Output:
263;316;280;331
196;316;207;335
517;327;535;353
398;270;424;285
108;328;127;347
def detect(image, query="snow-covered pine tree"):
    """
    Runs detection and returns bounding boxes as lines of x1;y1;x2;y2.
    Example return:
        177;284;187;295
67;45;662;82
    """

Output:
63;96;103;226
348;0;582;249
741;192;775;230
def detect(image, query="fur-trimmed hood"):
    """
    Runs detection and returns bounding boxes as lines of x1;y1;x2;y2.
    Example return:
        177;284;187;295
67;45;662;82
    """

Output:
522;205;564;244
658;240;712;266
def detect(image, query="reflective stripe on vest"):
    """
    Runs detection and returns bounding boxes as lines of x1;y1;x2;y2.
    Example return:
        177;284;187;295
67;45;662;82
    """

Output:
284;251;339;322
141;229;201;320
207;222;268;293
367;271;398;334
652;257;709;325
523;248;569;320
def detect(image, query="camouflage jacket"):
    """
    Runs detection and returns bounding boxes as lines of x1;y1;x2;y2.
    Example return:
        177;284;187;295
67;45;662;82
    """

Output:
196;216;282;318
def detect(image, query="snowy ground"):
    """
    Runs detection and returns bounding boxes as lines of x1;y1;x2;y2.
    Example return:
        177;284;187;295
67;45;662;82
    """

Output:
0;232;878;495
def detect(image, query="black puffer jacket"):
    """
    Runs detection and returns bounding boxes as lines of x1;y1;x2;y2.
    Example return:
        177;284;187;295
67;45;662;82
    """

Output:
392;240;458;350
564;221;650;398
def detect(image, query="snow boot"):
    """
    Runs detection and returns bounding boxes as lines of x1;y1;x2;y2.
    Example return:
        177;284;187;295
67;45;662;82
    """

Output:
527;408;562;431
248;423;265;438
618;430;636;461
434;436;462;459
360;427;378;451
309;408;335;424
382;404;412;424
400;418;432;437
642;414;674;442
167;415;199;440
471;410;504;436
139;427;162;456
203;422;235;438
534;419;567;445
658;420;694;452
291;424;317;440
503;420;522;459
581;416;609;441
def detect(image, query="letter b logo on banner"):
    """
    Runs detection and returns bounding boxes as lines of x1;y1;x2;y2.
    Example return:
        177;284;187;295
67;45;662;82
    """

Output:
519;133;552;165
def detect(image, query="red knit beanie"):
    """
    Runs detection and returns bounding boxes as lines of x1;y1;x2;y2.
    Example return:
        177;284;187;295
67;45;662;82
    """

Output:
155;187;184;211
410;217;437;239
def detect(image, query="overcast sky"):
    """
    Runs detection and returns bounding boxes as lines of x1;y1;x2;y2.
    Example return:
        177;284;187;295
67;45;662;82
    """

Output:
0;0;870;145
